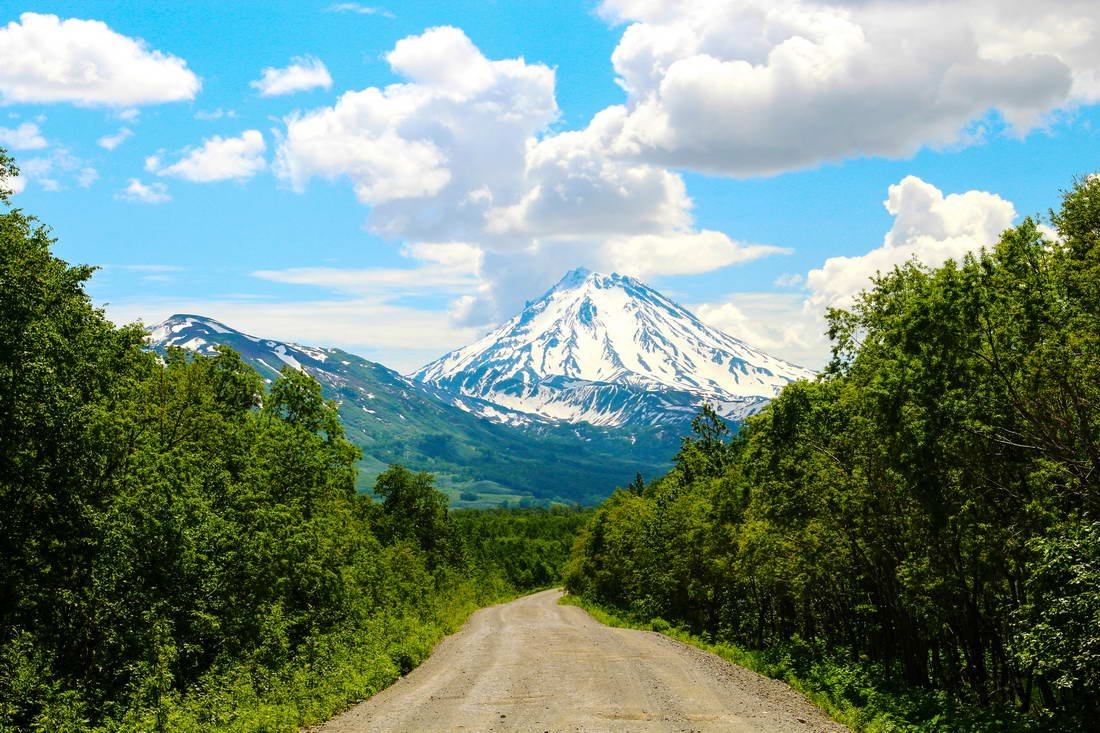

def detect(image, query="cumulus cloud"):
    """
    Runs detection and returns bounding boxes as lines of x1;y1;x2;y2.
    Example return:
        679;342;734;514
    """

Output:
276;26;557;209
693;176;1018;369
97;127;132;150
251;56;333;97
485;107;691;239
0;122;47;150
695;293;828;369
119;178;170;204
149;130;266;183
805;175;1016;310
0;13;199;107
594;0;1100;176
76;167;98;188
274;27;791;329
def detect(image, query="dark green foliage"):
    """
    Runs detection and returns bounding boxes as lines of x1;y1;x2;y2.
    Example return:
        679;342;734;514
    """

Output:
453;507;593;590
373;464;463;568
567;176;1100;730
0;156;590;732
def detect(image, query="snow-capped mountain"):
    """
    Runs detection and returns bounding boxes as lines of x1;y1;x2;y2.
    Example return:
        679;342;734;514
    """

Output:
412;268;814;427
149;314;336;377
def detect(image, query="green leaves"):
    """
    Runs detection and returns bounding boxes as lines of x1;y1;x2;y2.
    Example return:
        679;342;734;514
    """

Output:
568;176;1100;728
373;464;463;569
1014;521;1100;696
0;148;17;205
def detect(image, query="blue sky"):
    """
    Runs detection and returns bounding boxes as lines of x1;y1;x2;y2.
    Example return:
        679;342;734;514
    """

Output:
2;1;1098;371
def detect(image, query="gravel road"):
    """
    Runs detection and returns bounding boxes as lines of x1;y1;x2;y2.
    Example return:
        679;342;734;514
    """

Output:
315;589;849;733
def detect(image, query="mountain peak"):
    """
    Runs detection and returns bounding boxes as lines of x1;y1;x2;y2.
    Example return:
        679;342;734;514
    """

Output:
148;314;239;346
413;271;814;427
550;268;643;294
558;266;593;284
147;314;333;375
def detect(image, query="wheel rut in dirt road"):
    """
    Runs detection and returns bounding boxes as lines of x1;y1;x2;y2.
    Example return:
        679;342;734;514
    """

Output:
316;589;849;732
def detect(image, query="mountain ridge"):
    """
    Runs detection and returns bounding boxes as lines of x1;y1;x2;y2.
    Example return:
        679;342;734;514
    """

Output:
147;313;676;506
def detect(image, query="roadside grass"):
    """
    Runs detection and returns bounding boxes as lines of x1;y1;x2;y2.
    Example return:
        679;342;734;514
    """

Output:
559;594;1052;733
95;580;521;733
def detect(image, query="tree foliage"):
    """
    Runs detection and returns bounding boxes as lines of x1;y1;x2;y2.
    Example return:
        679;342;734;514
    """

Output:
567;176;1100;728
0;150;590;732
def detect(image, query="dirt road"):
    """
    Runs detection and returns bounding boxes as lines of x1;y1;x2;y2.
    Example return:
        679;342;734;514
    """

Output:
317;589;848;732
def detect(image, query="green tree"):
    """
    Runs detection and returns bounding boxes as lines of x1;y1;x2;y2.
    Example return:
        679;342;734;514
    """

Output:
568;175;1100;726
374;464;463;568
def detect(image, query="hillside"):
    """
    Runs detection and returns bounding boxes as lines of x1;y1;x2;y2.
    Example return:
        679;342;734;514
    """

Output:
148;315;676;505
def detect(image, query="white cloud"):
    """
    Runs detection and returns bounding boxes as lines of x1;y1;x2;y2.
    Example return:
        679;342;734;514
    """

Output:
774;273;804;288
602;231;789;280
119;178;170;204
194;108;237;121
150;130;266;183
805;175;1016;310
274;27;790;329
253;266;475;294
255;242;484;338
694;176;1018;369
485;107;691;239
276;26;557;208
694;293;828;369
0;122;47;149
326;3;395;19
0;13;200;107
251;56;333;97
76;167;98;188
97;127;132;150
0;172;24;195
253;242;481;297
18;146;93;191
594;0;1100;176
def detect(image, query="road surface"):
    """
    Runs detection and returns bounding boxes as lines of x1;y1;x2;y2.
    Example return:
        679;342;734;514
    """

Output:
316;589;848;732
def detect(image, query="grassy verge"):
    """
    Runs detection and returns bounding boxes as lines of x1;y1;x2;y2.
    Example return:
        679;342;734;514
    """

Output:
99;581;522;733
560;594;1049;733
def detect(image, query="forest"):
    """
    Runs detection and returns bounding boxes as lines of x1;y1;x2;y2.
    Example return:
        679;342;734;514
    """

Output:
0;148;590;732
566;176;1100;730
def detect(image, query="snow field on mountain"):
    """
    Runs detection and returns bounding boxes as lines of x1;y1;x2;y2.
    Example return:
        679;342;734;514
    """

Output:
414;269;813;426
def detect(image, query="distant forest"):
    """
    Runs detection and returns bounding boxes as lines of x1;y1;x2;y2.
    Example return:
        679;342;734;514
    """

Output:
567;176;1100;730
